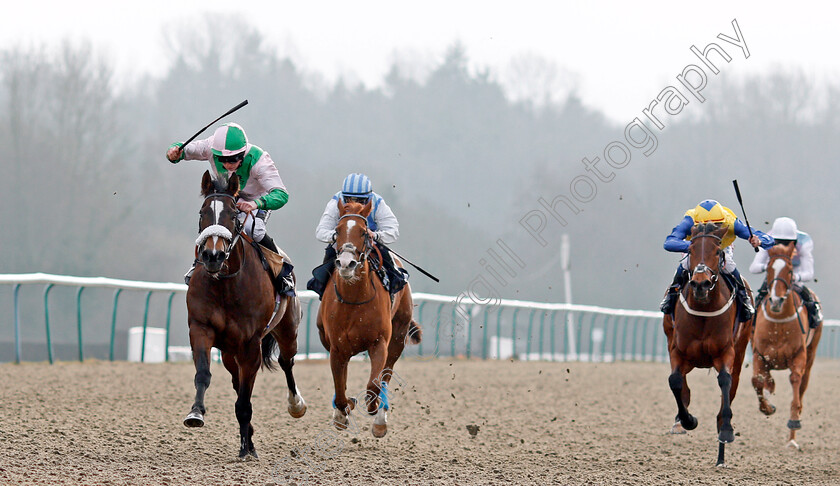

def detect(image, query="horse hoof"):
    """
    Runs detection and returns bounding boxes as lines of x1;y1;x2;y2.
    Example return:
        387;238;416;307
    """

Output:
787;419;802;430
786;439;800;450
372;423;387;438
371;409;387;438
759;402;776;416
681;415;698;431
332;409;349;431
715;462;728;468
718;429;735;444
184;412;205;428
288;397;307;418
669;422;687;435
238;450;259;461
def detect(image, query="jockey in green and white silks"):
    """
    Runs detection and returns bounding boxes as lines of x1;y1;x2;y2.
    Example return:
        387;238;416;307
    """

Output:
306;173;407;299
167;123;291;287
749;217;823;328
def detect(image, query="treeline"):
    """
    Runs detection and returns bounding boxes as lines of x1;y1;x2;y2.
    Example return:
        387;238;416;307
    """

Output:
2;16;838;317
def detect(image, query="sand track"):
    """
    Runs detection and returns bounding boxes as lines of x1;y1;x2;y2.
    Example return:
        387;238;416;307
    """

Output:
0;358;838;485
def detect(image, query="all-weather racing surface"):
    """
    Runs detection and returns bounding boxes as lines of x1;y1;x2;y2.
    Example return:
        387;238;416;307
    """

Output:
0;358;838;485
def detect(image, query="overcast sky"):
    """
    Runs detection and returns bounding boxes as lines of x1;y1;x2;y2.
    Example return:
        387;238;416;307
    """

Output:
1;1;838;121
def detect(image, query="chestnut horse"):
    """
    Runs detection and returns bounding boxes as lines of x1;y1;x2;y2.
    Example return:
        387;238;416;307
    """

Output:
184;170;306;459
662;223;752;467
316;199;421;438
750;242;822;450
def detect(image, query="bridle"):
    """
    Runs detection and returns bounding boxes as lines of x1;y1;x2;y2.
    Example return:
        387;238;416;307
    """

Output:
767;253;794;302
333;212;378;305
687;233;723;291
196;193;245;278
336;213;374;268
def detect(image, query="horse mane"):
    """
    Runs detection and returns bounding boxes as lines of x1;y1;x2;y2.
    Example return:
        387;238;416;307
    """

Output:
691;222;723;237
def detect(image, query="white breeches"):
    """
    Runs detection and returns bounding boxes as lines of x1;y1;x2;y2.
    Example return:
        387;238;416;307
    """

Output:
237;210;266;242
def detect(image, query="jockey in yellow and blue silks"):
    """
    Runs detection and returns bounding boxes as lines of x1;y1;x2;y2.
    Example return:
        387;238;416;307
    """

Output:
660;199;775;321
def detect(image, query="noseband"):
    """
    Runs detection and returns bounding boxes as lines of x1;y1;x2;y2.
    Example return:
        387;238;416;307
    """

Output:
196;193;244;275
688;233;722;290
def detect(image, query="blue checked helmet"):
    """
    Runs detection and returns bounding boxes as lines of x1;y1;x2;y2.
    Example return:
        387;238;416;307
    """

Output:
341;173;372;200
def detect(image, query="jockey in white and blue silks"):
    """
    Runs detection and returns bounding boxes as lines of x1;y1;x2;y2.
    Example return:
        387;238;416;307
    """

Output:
749;217;822;328
660;199;775;322
307;173;406;299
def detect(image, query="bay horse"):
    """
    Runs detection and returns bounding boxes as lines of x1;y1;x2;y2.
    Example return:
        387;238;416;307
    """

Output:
750;242;822;450
184;170;306;460
662;223;752;467
316;198;421;438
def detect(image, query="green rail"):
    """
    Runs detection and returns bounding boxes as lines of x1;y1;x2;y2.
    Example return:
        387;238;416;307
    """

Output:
5;273;840;363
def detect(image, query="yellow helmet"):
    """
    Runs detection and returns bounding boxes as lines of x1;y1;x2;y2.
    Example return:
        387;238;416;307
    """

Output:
692;200;726;223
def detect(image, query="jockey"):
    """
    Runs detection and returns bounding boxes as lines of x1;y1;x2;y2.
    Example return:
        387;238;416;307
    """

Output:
166;122;293;291
660;199;774;321
749;217;823;328
306;173;407;300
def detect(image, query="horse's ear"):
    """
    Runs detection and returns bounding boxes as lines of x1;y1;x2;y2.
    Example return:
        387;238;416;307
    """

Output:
712;224;728;238
337;197;347;216
200;171;213;196
360;198;373;217
226;174;240;196
690;223;702;238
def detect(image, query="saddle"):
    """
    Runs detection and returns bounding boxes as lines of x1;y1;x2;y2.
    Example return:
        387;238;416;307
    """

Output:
244;234;295;297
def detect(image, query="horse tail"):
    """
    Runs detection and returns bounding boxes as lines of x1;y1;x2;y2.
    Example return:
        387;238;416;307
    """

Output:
407;320;423;345
261;333;279;371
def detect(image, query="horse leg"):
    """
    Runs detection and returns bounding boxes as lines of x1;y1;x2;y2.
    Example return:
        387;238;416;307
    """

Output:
330;350;353;430
786;350;807;448
274;303;306;418
185;324;214;427
235;339;262;460
366;339;389;438
751;352;776;416
715;367;734;467
668;366;697;433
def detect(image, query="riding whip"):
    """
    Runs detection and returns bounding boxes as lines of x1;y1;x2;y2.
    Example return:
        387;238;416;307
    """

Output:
732;179;759;253
182;100;249;147
378;244;440;282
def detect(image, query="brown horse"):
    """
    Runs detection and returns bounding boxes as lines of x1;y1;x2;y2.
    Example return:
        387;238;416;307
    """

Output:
750;242;822;450
662;223;752;467
316;199;421;437
184;170;306;459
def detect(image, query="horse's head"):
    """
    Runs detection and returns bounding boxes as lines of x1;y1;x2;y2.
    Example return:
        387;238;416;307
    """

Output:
687;223;727;303
334;197;374;281
196;170;241;275
765;242;795;312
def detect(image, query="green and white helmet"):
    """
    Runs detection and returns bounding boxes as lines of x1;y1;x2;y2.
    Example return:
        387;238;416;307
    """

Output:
211;123;248;157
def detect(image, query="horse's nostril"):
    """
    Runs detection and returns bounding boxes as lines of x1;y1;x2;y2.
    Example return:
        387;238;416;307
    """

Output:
348;261;357;269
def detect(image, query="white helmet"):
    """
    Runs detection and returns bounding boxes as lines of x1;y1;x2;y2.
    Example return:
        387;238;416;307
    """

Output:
211;123;248;157
768;217;798;240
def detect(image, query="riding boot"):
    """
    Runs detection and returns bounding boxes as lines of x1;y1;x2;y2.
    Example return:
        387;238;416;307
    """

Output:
797;285;823;328
306;245;337;300
730;268;754;322
376;242;407;295
184;261;196;286
259;234;279;253
754;281;768;309
660;266;688;314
